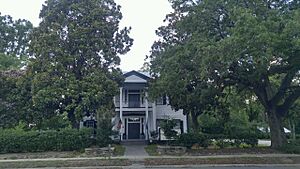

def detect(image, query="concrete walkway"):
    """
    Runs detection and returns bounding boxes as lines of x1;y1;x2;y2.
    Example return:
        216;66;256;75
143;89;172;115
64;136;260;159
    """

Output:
122;141;148;157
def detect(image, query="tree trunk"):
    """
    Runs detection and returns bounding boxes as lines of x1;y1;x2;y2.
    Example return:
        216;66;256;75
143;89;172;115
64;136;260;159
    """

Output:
191;111;200;131
292;121;296;140
68;112;78;129
267;109;287;148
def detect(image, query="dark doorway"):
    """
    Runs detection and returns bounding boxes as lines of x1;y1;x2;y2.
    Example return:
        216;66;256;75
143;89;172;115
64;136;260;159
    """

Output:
128;123;140;139
129;94;140;107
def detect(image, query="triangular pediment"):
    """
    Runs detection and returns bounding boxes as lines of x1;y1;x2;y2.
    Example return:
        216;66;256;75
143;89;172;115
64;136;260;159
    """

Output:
123;70;150;83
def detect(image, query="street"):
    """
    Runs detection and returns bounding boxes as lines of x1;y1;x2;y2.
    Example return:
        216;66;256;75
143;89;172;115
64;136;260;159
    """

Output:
140;166;299;169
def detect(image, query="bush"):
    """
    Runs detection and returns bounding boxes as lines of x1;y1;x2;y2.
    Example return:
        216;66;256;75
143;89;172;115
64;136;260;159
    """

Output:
280;140;300;154
225;125;259;147
95;119;115;147
176;132;211;148
215;139;232;148
160;119;178;140
0;128;93;153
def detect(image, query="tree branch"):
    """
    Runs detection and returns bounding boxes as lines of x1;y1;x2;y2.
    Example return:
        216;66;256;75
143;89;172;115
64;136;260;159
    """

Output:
270;70;297;105
277;87;300;117
268;65;292;75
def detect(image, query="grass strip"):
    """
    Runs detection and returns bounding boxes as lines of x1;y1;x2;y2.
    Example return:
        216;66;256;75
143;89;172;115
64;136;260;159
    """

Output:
145;144;159;156
145;156;300;166
0;159;130;169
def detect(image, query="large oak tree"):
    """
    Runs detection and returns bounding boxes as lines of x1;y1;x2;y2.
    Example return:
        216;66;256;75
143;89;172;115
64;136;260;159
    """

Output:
149;0;300;148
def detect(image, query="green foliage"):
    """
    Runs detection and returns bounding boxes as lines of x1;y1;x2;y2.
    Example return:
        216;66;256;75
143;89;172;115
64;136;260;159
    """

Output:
0;128;93;153
149;0;300;148
176;132;211;148
0;53;22;71
0;13;33;56
214;139;232;149
280;139;300;154
0;13;33;70
199;112;226;134
39;114;71;130
95;119;115;148
0;71;37;129
28;0;133;127
160;119;177;139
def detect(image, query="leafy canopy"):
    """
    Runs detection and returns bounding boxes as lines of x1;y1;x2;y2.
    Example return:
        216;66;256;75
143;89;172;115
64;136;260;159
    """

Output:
29;0;133;127
148;0;300;148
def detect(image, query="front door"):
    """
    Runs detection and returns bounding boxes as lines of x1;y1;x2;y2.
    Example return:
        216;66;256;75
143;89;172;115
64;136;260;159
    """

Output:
128;123;140;139
128;94;140;107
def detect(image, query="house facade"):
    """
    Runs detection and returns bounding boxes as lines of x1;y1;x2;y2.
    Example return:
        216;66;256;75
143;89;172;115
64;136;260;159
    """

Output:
112;70;187;141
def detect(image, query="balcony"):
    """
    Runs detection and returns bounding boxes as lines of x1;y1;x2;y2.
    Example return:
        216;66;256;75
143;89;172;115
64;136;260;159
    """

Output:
128;101;141;108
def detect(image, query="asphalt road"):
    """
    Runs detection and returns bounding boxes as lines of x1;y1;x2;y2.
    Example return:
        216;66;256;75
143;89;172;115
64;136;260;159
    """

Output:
22;166;300;169
146;166;299;169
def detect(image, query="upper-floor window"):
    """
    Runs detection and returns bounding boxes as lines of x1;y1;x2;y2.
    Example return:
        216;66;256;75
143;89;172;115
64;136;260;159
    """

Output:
156;95;167;105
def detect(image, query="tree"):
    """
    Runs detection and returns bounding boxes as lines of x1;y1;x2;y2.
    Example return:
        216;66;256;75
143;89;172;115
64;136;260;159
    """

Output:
29;0;133;128
148;0;300;148
0;13;33;128
0;13;33;70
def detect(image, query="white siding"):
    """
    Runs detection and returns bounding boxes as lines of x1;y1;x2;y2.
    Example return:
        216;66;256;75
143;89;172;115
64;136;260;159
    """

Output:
156;105;185;120
124;75;147;83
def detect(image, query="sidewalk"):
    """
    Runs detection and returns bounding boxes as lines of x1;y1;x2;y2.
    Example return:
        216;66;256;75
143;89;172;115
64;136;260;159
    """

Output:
0;154;300;169
0;153;299;162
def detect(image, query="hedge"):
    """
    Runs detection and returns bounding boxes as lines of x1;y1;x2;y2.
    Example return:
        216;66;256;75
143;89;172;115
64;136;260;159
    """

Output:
175;131;259;148
0;128;94;153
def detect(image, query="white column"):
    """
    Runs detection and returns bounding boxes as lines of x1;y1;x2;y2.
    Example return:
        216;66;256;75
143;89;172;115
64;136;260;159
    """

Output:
145;92;149;140
183;114;188;133
119;87;123;140
152;101;157;131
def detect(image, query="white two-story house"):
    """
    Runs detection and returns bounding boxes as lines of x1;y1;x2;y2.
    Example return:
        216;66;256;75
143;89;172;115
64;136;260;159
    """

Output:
112;70;187;141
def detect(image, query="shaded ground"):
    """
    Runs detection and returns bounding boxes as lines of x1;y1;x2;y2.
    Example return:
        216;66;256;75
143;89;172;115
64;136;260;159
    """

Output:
187;147;280;156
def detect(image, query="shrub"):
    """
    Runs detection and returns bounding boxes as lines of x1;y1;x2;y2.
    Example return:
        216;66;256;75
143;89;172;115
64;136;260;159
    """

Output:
176;132;211;148
95;119;115;147
160;119;177;139
215;139;232;148
0;128;93;153
280;140;300;154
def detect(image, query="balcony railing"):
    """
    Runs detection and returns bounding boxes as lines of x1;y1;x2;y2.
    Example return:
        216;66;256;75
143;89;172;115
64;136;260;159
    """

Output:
128;101;141;108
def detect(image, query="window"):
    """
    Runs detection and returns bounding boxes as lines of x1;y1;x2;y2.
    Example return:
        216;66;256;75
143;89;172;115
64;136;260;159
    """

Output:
85;120;96;128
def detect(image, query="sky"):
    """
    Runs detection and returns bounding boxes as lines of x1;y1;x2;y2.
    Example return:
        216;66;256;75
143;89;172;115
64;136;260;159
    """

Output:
0;0;172;71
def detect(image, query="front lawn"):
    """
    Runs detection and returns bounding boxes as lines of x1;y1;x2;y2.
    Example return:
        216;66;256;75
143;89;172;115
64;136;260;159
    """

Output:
145;144;159;156
0;159;130;169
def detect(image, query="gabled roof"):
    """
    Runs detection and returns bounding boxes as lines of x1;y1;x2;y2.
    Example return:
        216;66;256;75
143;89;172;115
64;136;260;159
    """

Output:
123;70;150;81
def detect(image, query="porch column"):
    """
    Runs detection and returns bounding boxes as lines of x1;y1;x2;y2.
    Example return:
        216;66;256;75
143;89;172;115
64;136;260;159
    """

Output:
152;101;157;131
145;91;149;140
183;114;188;133
119;87;123;140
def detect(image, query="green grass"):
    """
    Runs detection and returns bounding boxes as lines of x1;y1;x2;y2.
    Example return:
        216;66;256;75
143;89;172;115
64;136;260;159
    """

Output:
144;156;300;166
113;144;125;156
0;151;81;160
0;159;130;169
145;144;159;156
